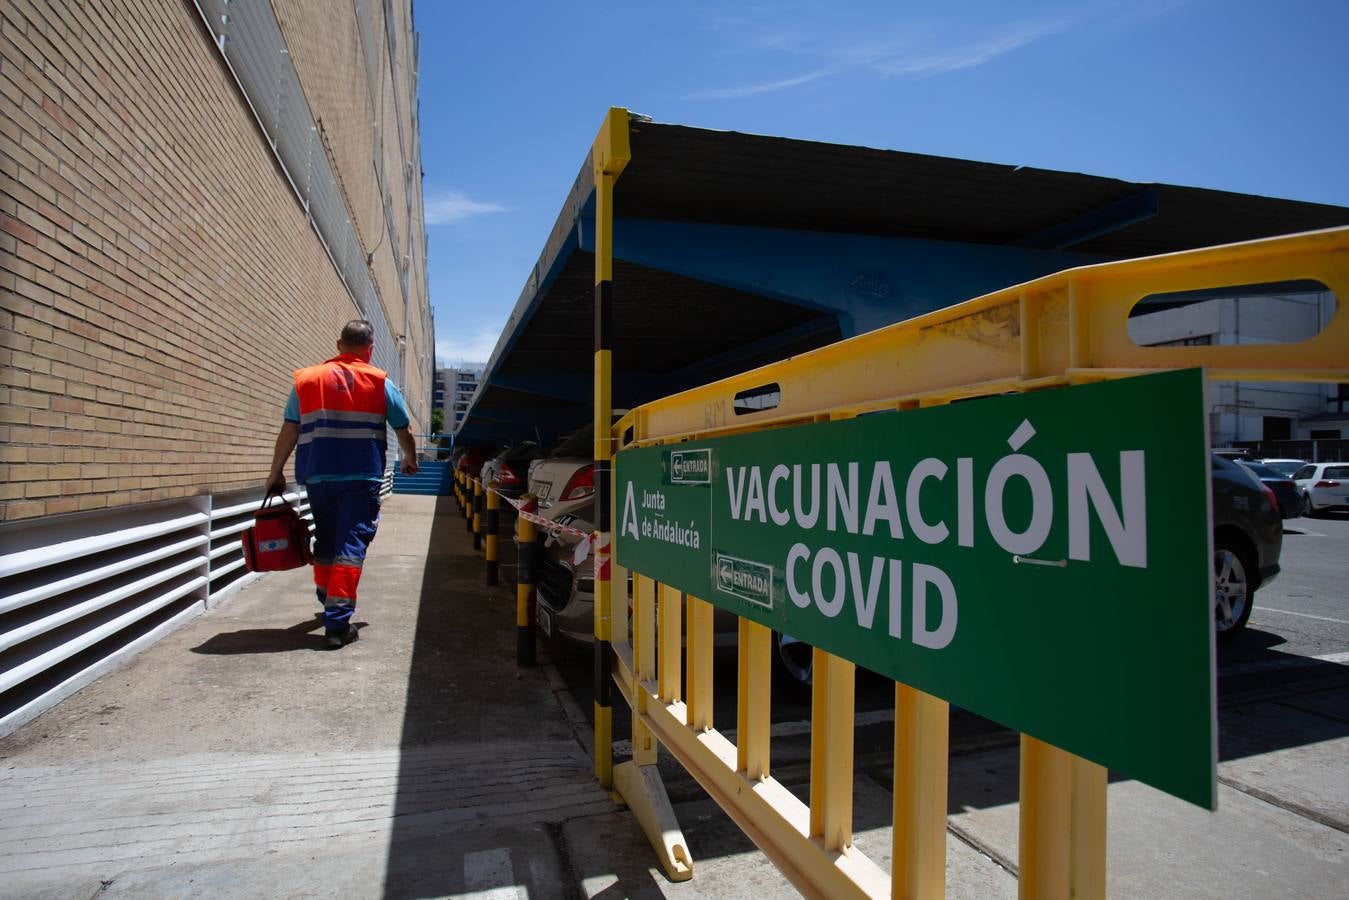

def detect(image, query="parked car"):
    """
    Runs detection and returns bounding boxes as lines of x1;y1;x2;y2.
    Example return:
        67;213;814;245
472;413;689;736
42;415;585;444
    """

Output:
1212;453;1283;642
1291;462;1349;516
534;507;600;645
480;442;544;499
452;445;495;478
527;426;596;521
1236;460;1302;519
1255;457;1307;478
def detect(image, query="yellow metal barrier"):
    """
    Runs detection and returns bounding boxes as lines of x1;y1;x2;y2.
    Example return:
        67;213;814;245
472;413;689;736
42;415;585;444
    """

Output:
598;210;1349;897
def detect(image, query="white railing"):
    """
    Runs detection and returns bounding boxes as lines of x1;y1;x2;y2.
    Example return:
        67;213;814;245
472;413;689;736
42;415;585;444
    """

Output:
0;482;338;738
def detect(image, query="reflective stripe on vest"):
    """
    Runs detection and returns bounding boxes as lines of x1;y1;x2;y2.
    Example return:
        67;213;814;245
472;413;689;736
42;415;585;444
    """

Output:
294;355;388;483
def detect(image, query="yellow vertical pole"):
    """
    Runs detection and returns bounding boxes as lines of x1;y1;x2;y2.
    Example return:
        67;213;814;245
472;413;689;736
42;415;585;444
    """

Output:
484;481;500;585
612;560;630;649
464;472;473;528
892;684;949;900
592;107;630;790
472;479;483;550
1020;738;1107;899
515;503;537;666
737;619;771;780
1019;735;1071;900
810;649;856;852
1070;756;1107;900
658;583;682;707
632;573;658;766
686;595;714;732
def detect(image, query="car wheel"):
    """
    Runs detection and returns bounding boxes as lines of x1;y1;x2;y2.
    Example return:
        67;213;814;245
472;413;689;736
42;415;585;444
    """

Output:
773;631;814;693
1301;493;1322;518
1214;538;1256;643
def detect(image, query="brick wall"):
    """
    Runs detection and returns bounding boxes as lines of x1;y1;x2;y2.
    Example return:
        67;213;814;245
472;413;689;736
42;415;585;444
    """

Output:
0;0;431;522
273;0;434;430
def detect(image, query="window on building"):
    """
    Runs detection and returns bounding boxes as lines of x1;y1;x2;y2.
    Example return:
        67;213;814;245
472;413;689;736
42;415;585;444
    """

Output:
1263;416;1292;441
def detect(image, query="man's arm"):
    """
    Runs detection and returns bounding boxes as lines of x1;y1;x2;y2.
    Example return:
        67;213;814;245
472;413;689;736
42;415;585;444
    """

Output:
395;427;418;476
266;421;300;491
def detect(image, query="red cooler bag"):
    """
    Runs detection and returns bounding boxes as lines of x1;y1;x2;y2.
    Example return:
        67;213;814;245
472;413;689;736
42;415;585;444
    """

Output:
242;489;312;572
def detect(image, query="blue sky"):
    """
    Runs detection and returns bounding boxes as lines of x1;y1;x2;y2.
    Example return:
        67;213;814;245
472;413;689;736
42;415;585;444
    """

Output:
414;0;1349;366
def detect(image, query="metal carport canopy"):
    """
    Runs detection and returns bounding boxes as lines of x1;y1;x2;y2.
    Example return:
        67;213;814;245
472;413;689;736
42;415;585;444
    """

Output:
455;113;1349;447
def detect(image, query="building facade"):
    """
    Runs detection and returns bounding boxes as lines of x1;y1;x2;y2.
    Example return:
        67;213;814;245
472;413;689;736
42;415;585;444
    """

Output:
437;363;484;434
1;0;433;523
1129;286;1340;446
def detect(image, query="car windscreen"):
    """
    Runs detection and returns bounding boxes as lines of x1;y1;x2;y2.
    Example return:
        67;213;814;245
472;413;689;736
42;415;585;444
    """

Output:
501;443;541;460
1324;466;1349;479
1241;463;1284;479
551;426;593;458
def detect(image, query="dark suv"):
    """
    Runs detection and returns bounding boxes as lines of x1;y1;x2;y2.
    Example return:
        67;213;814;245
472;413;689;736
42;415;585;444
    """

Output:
1212;452;1283;642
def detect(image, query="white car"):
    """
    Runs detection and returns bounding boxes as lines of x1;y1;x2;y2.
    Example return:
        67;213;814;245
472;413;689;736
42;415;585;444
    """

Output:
527;428;595;521
1291;462;1349;516
1256;457;1307;478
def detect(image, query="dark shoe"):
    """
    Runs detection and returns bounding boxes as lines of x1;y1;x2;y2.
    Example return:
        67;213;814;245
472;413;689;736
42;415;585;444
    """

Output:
324;625;359;649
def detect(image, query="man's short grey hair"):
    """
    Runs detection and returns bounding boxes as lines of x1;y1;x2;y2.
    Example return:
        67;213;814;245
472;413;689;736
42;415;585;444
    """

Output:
340;320;375;348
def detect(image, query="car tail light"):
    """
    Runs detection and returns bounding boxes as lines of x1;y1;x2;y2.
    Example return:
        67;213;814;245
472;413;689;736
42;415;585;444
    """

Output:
1314;480;1340;487
498;466;520;485
561;465;595;500
1258;481;1279;512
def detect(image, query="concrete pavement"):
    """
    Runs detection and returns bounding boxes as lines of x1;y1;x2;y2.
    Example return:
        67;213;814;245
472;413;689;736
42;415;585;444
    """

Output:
2;494;1347;898
0;494;612;898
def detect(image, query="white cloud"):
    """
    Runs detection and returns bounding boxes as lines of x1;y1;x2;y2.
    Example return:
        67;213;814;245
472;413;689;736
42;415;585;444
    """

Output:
424;191;507;225
690;3;1169;100
868;17;1078;77
435;330;501;368
687;67;838;101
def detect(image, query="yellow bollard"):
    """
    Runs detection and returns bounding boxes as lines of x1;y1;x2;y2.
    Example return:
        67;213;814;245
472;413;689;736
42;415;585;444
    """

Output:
472;478;483;550
485;481;500;585
515;495;537;666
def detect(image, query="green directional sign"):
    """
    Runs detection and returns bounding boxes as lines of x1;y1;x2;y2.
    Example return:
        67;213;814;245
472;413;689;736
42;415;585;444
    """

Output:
615;368;1216;809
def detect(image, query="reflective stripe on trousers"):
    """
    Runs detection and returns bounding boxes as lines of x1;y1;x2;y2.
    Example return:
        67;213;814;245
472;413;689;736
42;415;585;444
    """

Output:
307;480;382;632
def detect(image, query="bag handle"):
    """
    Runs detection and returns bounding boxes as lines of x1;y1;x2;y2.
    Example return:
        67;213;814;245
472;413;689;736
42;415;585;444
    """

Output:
259;486;291;511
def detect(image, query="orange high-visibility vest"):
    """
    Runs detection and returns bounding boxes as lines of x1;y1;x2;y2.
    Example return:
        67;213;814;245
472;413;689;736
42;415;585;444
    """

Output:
293;355;388;483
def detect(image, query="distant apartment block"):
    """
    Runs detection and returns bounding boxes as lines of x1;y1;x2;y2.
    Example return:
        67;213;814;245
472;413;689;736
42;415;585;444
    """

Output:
436;364;484;433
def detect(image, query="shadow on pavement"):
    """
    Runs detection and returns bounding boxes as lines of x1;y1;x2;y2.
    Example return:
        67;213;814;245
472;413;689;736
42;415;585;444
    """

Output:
188;612;362;654
380;495;611;899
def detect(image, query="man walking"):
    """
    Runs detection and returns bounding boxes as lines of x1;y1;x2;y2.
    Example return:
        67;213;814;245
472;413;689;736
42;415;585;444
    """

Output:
265;320;418;649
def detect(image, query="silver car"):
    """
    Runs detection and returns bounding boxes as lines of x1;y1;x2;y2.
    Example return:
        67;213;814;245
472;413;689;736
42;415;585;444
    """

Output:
527;427;595;521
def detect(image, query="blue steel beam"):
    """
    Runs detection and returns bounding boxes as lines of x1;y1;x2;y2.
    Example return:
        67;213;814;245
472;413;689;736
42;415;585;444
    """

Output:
582;218;1107;337
1011;188;1159;251
667;315;839;382
489;374;593;404
489;373;678;406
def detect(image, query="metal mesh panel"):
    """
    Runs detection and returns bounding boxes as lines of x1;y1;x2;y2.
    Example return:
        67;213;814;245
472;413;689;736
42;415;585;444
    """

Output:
193;0;399;378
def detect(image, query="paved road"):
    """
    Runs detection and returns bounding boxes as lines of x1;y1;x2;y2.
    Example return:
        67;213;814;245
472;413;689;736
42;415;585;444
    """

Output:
541;505;1349;894
1236;512;1349;660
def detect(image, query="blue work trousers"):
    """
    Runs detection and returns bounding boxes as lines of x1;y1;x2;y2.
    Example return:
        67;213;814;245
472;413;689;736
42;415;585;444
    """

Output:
306;480;382;633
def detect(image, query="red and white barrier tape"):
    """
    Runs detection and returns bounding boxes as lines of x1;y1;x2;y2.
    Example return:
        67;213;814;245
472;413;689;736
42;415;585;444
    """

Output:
479;481;594;563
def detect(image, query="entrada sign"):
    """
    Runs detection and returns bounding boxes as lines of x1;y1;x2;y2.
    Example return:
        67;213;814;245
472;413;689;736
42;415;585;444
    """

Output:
615;369;1216;809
